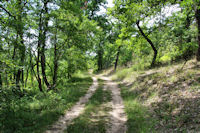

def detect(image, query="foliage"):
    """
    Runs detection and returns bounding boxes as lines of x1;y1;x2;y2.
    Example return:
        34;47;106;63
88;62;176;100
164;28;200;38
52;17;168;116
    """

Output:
0;75;92;133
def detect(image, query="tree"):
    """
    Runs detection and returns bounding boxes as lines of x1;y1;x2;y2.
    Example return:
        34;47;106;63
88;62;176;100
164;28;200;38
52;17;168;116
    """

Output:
110;0;161;66
0;0;27;89
195;1;200;60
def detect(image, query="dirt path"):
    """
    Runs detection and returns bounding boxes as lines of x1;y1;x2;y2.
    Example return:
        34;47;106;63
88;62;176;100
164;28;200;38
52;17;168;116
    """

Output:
101;76;127;133
45;76;98;133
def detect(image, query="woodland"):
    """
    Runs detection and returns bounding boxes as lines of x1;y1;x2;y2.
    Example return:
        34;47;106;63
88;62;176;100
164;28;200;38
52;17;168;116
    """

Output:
0;0;200;133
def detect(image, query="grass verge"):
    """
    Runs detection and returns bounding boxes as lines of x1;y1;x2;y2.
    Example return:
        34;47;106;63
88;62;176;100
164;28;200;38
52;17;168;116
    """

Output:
120;84;157;133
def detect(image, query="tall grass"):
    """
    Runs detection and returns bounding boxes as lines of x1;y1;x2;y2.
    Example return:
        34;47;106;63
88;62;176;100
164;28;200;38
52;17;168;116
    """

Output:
0;76;92;133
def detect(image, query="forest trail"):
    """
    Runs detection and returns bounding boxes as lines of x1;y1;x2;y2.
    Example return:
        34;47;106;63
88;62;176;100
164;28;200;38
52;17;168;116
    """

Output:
101;76;127;133
45;74;127;133
45;77;98;133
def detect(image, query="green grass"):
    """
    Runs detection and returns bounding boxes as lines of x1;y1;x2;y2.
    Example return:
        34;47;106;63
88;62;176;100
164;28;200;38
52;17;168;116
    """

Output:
65;79;111;133
120;86;157;133
0;76;92;133
111;59;200;132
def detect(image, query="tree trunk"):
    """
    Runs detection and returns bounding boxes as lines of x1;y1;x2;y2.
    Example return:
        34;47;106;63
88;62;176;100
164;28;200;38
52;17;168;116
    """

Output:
37;52;43;92
31;63;34;87
53;20;58;87
25;67;29;88
16;0;25;88
114;46;121;70
16;70;21;88
68;72;71;79
97;44;103;71
36;12;43;92
29;48;34;87
195;6;200;61
136;21;157;67
41;0;51;89
0;74;2;87
5;72;8;87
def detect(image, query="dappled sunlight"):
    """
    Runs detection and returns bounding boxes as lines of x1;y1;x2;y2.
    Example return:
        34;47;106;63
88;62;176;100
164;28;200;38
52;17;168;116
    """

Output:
115;59;200;132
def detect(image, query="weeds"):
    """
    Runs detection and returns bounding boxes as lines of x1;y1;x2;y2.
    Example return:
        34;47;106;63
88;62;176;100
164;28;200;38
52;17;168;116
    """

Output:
0;76;92;133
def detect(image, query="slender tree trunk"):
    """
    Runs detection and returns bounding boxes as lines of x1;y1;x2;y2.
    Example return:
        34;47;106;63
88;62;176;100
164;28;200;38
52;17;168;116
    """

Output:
29;49;34;87
53;20;58;87
31;64;34;87
16;0;25;88
114;46;121;70
25;67;29;87
136;21;157;67
41;0;51;89
36;12;43;92
97;49;103;71
37;51;43;91
27;37;33;87
5;72;8;87
0;74;2;87
11;22;17;82
195;6;200;61
12;38;17;60
16;69;21;88
68;71;71;79
97;43;103;71
41;51;50;88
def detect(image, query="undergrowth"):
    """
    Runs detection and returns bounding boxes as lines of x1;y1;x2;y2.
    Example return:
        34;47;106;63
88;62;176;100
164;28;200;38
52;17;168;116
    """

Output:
0;76;92;133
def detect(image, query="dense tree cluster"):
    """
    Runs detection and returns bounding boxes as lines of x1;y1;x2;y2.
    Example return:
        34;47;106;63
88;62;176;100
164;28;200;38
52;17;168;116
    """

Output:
0;0;104;91
0;0;199;92
109;0;200;67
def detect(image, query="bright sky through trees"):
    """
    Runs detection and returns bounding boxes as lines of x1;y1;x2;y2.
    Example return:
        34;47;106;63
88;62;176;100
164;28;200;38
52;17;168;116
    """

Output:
107;0;114;7
97;0;114;15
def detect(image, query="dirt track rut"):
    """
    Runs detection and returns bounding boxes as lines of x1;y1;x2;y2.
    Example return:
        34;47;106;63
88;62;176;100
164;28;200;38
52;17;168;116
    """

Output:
45;77;98;133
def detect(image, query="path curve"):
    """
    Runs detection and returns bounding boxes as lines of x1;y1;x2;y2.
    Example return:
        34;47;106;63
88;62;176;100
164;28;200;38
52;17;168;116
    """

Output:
45;76;98;133
101;76;127;133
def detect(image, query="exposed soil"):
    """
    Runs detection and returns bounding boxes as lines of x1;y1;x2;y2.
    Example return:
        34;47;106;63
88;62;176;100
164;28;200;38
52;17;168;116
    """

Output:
45;77;98;133
45;75;128;133
101;76;127;133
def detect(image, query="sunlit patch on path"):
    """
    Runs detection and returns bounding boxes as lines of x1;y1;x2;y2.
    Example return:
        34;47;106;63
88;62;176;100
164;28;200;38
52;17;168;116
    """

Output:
101;76;127;133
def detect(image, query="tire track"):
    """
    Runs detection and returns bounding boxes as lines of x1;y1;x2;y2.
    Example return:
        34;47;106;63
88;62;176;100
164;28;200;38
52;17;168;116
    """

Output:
45;76;98;133
101;76;127;133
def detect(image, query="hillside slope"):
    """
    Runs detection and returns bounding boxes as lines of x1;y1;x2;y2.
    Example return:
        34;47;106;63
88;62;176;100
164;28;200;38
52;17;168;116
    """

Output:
108;59;200;132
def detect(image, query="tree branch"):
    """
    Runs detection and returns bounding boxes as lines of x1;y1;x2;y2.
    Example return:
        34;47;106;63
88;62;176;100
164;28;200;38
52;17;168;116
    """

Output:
0;5;16;19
